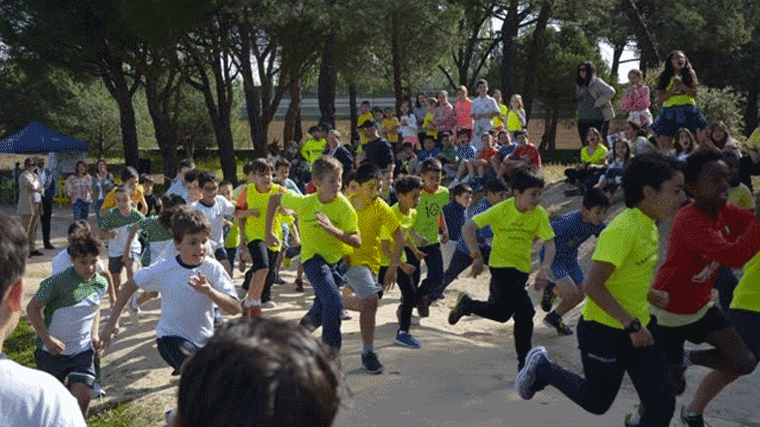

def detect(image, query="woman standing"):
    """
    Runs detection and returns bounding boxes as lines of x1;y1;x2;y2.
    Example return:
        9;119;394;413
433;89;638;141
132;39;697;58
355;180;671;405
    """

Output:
575;61;616;145
92;159;114;219
65;160;93;221
414;93;428;145
17;157;44;257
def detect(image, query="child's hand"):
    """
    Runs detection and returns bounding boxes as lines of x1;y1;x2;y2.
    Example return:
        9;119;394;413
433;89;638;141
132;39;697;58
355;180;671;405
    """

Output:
108;230;117;239
470;256;485;278
248;209;260;218
92;337;104;357
188;272;213;296
265;231;280;248
382;267;397;291
315;212;338;235
400;262;416;275
45;336;66;356
630;327;654;348
440;230;449;245
413;233;427;247
647;289;669;309
413;249;426;260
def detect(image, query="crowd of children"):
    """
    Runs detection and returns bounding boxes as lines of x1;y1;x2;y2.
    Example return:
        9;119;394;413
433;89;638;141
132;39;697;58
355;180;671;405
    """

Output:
5;62;760;427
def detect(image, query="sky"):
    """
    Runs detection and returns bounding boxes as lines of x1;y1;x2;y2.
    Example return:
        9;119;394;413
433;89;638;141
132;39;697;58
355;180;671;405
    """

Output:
600;40;639;83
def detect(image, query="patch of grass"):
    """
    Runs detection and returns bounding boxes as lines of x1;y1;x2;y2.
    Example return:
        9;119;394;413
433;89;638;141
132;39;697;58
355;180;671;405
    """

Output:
87;400;142;427
5;318;37;368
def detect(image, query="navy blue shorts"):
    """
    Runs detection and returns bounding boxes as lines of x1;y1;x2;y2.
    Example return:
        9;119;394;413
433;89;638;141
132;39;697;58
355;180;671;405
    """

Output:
214;247;228;262
157;336;199;371
651;104;708;137
35;348;96;387
729;309;760;362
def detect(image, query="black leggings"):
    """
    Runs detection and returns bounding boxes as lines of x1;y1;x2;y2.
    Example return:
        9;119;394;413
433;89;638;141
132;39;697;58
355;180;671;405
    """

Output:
535;317;675;426
379;265;416;332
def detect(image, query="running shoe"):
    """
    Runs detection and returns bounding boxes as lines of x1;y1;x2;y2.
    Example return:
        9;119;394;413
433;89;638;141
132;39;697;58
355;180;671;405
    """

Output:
515;346;549;400
361;350;384;374
128;295;142;323
448;292;471;325
165;409;177;426
294;278;305;292
416;295;430;318
242;301;262;318
274;275;285;285
261;300;277;309
395;331;421;349
540;281;557;312
680;406;704;427
91;383;106;398
543;312;573;336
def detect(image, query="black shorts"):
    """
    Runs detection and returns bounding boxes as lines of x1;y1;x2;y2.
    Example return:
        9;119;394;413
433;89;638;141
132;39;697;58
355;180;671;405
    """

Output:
35;348;96;387
108;254;139;275
729;309;760;362
247;240;278;272
658;305;730;364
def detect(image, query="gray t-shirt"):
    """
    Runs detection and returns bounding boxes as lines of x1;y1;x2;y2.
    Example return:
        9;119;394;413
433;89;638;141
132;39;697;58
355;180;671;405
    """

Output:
577;85;604;121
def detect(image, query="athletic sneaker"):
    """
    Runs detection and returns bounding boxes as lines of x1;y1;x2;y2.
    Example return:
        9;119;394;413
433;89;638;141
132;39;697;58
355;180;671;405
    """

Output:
165;409;176;426
274;274;285;285
294;278;305;292
261;300;277;309
128;295;142;323
448;292;471;325
242;301;262;318
540;281;557;312
361;350;384;374
680;406;704;427
91;383;106;398
543;312;573;336
395;331;421;349
416;295;430;318
515;346;549;400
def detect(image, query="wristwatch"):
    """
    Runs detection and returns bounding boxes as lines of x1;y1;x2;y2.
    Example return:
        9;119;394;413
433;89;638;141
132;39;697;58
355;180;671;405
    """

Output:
623;318;642;333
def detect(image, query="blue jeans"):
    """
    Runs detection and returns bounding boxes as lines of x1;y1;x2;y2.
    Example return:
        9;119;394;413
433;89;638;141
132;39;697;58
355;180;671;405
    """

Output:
431;246;491;301
535;317;675;426
302;255;345;349
72;199;90;221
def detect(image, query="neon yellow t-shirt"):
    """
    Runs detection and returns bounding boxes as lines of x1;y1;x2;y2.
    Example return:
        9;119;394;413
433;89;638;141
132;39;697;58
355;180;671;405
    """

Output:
423;113;437;139
380;204;417;266
472;197;554;272
580;144;608;165
348;194;400;273
662;77;696;108
744;127;760;151
281;191;358;264
224;185;247;248
382;117;400;143
492;103;508;129
411;186;449;245
357;112;374;145
506;109;524;132
237;183;285;251
300;138;327;168
727;185;756;211
100;185;144;212
731;251;760;312
581;208;659;329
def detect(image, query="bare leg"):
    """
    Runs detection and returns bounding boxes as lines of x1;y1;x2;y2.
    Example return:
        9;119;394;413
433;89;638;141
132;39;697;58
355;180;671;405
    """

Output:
553;277;584;317
687;370;740;414
246;268;269;300
359;294;379;347
69;382;92;417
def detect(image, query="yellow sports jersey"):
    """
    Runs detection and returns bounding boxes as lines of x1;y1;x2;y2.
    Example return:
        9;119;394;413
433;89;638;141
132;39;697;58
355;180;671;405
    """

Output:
662;77;696;108
379;204;417;266
348;194;401;273
237;183;284;251
492;103;508;129
382;117;400;143
744;127;760;151
506;109;524;132
580;144;608;165
100;185;145;212
300;138;327;169
730;250;760;312
727;185;756;211
357;112;373;145
581;208;658;329
472;197;554;272
281;191;358;264
411;186;449;245
224;185;247;248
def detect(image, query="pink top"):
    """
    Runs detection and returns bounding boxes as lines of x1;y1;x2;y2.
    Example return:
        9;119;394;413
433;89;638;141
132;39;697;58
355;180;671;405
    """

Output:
432;104;456;133
455;100;473;130
65;175;93;203
620;85;650;112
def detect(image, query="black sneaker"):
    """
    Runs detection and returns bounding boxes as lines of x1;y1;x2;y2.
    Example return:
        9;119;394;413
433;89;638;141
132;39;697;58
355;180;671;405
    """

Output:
416;295;430;318
540;281;557;312
361;350;384;374
543;312;573;336
680;406;704;427
273;275;285;285
448;293;470;325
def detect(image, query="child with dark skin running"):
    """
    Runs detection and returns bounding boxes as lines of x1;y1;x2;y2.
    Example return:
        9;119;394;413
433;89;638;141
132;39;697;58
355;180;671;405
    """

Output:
649;147;759;426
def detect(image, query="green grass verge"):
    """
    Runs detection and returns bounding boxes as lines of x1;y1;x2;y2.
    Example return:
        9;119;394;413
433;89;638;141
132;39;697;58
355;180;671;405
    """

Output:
5;318;37;368
87;400;143;427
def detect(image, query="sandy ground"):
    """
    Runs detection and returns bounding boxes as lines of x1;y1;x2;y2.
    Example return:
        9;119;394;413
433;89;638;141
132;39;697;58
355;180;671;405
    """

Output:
7;181;760;427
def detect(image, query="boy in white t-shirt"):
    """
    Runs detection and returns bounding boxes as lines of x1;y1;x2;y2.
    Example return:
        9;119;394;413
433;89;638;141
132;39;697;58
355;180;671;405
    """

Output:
192;172;235;276
100;206;240;373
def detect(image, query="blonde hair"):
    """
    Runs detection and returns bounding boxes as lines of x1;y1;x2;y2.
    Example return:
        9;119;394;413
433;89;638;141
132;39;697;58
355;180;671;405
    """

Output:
311;156;343;181
510;94;524;110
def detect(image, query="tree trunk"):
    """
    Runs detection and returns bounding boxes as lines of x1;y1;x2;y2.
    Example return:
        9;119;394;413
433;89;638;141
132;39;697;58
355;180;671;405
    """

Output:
610;41;626;80
213;62;237;184
621;0;660;70
349;82;358;142
391;12;404;110
522;0;552;122
745;83;758;136
539;103;560;161
318;29;337;128
239;24;266;156
284;79;302;147
143;76;178;178
102;66;139;168
500;0;520;97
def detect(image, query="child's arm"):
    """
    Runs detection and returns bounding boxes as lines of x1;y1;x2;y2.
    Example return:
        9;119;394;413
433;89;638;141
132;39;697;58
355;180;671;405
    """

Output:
462;220;485;277
315;212;361;248
582;261;653;347
123;224;140;268
382;227;405;290
289;221;301;246
137;195;148;214
91;309;101;356
188;272;241;315
26;298;65;356
409;229;427;248
101;269;116;309
534;239;555;290
265;193;284;248
439;213;449;244
99;278;140;350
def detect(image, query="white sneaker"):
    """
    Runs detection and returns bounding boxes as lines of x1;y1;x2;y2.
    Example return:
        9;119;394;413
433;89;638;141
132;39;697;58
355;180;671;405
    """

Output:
128;295;142;323
91;383;106;398
261;300;277;309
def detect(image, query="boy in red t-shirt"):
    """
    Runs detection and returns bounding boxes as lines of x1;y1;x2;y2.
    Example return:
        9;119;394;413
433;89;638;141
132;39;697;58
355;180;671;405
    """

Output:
650;147;759;426
500;130;541;180
471;133;500;181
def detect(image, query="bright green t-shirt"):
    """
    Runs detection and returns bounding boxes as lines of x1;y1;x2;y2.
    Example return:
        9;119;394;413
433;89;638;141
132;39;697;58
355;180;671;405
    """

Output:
730;251;760;312
281;191;358;264
348;194;400;273
224;185;247;249
580;144;608;165
380;204;417;266
581;208;658;329
300;138;327;168
411;186;449;245
492;103;508;128
238;183;284;251
471;197;554;272
662;77;696;108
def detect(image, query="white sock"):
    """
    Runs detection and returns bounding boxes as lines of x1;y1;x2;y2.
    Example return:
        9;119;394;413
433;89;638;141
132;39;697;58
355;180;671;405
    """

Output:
245;297;261;307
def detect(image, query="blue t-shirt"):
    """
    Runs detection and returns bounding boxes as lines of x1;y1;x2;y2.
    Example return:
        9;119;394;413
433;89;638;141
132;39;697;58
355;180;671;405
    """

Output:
540;209;606;265
499;143;517;158
442;201;467;242
455;198;493;254
456;144;476;161
418;147;441;161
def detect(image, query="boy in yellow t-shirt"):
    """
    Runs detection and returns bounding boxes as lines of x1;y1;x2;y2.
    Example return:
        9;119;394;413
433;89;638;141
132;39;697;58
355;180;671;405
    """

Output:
515;153;685;427
357;101;374;146
449;166;555;370
341;163;403;373
265;156;360;351
382;107;400;145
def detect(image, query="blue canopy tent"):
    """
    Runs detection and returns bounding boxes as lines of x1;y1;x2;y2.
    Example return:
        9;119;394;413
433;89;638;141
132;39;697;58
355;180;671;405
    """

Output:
0;121;88;153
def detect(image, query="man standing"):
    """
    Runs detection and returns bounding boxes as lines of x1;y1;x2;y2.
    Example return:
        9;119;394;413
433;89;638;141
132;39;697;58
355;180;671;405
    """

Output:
358;120;395;176
36;157;56;250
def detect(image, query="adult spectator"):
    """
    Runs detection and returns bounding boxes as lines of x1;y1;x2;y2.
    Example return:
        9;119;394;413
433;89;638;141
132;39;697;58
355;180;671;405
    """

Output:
358;120;394;174
431;91;456;138
414;93;429;144
575;61;616;144
64;160;93;221
470;79;500;151
740;122;760;191
0;213;87;427
16;157;43;257
92;159;115;220
325;129;353;176
36;157;56;250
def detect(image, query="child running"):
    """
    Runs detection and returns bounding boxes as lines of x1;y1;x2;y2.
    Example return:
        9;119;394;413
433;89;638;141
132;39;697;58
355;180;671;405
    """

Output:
539;188;610;336
27;231;109;416
265;156;360;352
449;166;555;370
192;172;236;276
100;206;240;374
515;153;686;427
649;147;759;426
98;186;145;296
